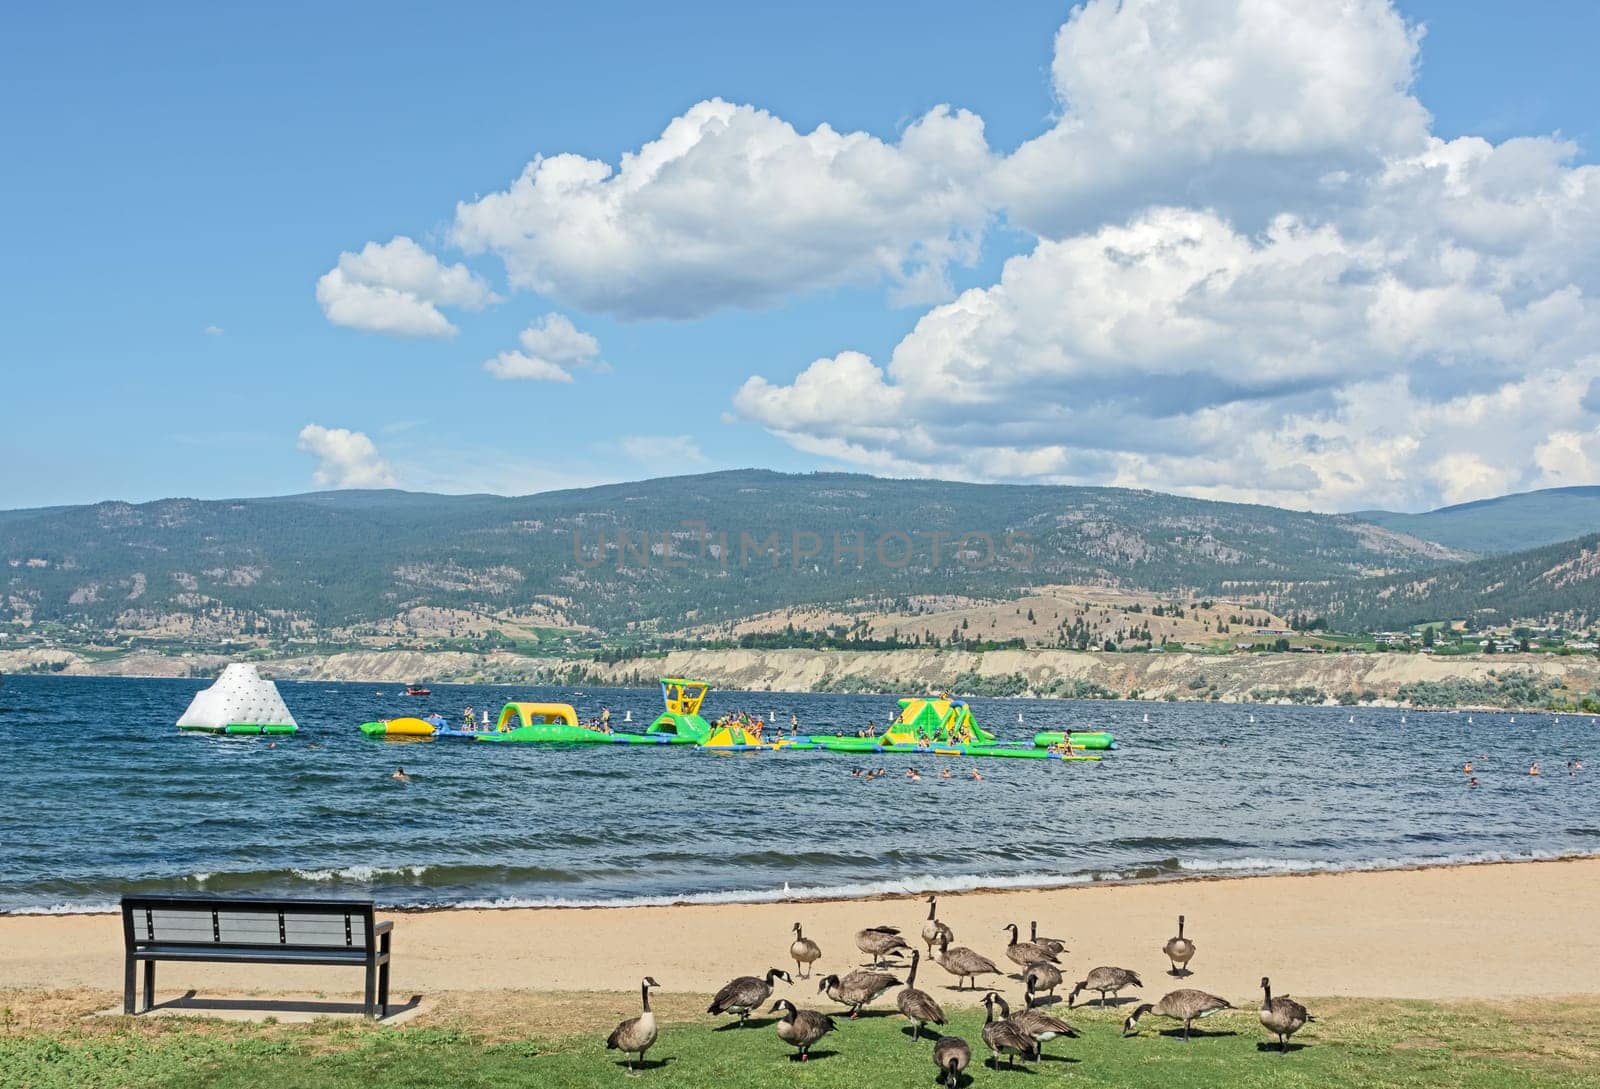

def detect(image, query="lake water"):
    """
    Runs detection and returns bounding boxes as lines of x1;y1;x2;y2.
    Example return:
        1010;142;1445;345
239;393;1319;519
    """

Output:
1;674;1595;913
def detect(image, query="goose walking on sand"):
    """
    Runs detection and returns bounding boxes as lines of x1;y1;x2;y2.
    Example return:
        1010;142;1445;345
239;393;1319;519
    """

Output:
1003;923;1061;971
922;896;955;952
980;992;1035;1069
1122;989;1233;1041
896;950;948;1041
769;999;835;1061
855;924;912;967
606;977;660;1076
1029;920;1066;957
1068;966;1143;1008
1259;977;1314;1053
934;934;1002;990
818;969;901;1018
932;1035;971;1088
1023;961;1063;1004
708;967;792;1026
789;923;821;979
1164;914;1196;975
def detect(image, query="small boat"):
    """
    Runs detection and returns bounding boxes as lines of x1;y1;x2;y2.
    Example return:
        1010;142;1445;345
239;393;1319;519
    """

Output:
404;685;432;697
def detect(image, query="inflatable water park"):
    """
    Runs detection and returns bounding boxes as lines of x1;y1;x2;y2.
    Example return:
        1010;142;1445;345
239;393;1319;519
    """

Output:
176;663;298;736
359;678;1115;760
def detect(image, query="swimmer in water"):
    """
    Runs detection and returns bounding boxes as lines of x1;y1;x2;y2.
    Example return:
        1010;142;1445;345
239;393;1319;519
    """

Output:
941;767;952;779
969;768;982;781
1463;761;1473;773
906;768;921;781
392;767;410;782
1529;762;1541;776
1469;776;1479;787
850;767;863;778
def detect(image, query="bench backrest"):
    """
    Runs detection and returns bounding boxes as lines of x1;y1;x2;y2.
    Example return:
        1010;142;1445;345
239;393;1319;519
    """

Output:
122;895;378;951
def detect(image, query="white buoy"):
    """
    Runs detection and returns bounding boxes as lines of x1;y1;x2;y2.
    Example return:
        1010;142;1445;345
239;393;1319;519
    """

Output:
1349;715;1354;724
1143;712;1150;723
1018;711;1024;722
1510;716;1516;724
1248;714;1254;723
481;709;490;726
624;710;632;723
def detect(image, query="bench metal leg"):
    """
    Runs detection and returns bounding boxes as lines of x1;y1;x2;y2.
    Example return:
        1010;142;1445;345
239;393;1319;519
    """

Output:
378;959;390;1018
124;955;137;1015
364;961;377;1020
143;959;155;1011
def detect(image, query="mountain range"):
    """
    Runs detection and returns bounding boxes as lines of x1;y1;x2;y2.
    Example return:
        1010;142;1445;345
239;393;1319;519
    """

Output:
4;472;1600;643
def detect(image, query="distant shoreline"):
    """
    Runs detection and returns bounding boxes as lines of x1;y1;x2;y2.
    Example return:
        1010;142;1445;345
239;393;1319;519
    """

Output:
5;643;1599;714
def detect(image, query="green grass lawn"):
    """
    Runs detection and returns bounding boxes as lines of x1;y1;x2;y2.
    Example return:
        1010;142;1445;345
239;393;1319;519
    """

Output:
3;992;1598;1089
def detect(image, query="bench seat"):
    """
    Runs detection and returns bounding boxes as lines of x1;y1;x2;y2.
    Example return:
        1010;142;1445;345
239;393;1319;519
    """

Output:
121;895;393;1019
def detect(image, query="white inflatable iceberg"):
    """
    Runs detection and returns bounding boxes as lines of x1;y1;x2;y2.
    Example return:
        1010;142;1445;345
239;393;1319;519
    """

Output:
177;663;298;735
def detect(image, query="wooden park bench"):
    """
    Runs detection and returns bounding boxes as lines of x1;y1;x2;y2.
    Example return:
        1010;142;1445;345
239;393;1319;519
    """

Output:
121;894;393;1019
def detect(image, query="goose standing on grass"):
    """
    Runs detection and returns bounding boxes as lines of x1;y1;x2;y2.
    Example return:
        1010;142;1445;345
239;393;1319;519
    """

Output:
980;992;1035;1069
1003;923;1061;971
855;924;913;967
896;950;948;1041
1067;966;1143;1008
768;999;835;1062
1023;960;1063;1004
922;896;955;952
818;969;901;1018
1006;993;1080;1059
1121;989;1233;1041
1259;977;1314;1053
606;977;660;1076
1029;920;1066;957
708;967;792;1026
1163;914;1196;975
934;934;1003;990
789;923;822;979
932;1035;970;1088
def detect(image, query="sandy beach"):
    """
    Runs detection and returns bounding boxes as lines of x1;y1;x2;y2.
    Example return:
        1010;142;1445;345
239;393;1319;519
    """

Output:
5;858;1598;1005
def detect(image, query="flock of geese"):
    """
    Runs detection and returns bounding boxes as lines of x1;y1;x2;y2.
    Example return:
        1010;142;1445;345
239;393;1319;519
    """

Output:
606;898;1316;1077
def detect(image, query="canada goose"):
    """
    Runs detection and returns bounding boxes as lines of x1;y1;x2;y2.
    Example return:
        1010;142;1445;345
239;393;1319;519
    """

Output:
708;967;792;1026
980;991;1035;1068
932;1035;970;1089
789;923;822;979
1003;993;1080;1059
1121;988;1233;1041
1163;914;1196;975
1029;920;1066;956
768;999;835;1061
1003;923;1061;970
606;976;660;1075
856;924;912;967
934;934;1002;989
1259;977;1313;1053
1067;966;1143;1008
922;896;955;952
1023;960;1063;1004
896;950;948;1041
818;969;901;1017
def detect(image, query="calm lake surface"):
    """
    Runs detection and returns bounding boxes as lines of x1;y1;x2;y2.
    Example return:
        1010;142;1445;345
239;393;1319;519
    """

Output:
1;674;1595;913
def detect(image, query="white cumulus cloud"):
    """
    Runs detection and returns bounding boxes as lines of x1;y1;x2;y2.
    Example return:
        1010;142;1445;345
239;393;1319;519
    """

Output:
482;313;602;383
738;0;1600;511
316;236;498;337
297;424;399;489
451;99;993;319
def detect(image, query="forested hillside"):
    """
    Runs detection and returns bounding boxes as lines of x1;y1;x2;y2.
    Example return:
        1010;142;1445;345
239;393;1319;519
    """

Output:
1;470;1459;639
1297;533;1600;631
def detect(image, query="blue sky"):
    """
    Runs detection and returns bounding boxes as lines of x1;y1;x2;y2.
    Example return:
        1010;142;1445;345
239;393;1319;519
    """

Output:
4;1;1599;511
